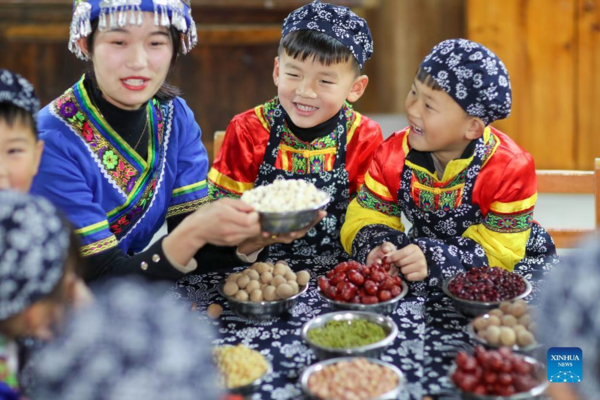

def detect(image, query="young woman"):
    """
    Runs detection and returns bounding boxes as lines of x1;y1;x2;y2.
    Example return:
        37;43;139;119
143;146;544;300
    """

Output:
31;0;261;281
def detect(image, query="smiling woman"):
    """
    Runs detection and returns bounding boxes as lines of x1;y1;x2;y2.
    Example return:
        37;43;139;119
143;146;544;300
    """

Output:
30;0;262;282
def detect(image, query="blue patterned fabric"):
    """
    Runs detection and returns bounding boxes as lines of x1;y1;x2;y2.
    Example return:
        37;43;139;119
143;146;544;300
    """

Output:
0;69;40;118
282;0;373;69
420;39;511;125
0;191;70;320
29;279;221;400
69;0;197;59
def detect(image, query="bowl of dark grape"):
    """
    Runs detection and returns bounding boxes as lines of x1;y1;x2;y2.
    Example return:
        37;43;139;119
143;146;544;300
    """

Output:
450;346;548;399
442;267;531;317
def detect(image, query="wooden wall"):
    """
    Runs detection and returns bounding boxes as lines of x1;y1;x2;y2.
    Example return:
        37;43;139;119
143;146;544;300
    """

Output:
468;0;600;170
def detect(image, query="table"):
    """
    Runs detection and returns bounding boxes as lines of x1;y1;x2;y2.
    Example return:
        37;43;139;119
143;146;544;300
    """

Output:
172;259;554;400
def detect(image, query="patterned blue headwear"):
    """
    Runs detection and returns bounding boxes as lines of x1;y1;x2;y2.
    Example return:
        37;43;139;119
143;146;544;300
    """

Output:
69;0;197;60
420;38;512;125
30;279;221;400
281;0;373;69
0;69;40;120
0;191;70;321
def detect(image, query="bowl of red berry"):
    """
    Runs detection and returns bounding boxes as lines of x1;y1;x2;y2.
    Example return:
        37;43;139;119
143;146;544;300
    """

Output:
317;261;408;315
450;346;548;399
442;267;531;317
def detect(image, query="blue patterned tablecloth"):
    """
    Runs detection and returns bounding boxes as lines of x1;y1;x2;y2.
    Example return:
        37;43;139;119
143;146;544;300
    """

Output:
172;261;552;400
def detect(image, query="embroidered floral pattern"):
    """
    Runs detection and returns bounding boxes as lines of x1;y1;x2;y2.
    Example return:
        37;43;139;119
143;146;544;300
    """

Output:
484;208;534;233
357;185;400;216
208;181;241;200
166;197;209;218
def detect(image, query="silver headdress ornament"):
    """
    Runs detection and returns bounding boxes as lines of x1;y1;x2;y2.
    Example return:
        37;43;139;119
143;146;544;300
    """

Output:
69;0;198;60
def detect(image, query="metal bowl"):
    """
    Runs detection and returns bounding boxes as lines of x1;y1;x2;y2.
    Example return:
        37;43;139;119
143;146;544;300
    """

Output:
448;356;549;399
223;356;272;395
217;280;308;320
300;357;405;400
442;277;532;318
317;281;408;315
301;311;398;360
467;315;542;356
258;193;331;234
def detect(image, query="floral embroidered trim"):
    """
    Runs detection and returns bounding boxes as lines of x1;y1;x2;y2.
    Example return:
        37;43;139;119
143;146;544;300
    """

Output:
208;181;241;200
166;196;209;218
484;208;534;233
257;97;356;174
357;185;400;217
80;236;118;256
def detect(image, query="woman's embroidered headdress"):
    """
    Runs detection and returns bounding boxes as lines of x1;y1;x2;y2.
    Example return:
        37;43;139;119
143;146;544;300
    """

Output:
69;0;197;60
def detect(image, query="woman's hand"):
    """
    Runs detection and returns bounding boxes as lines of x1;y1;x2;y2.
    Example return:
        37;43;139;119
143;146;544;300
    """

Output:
384;244;428;281
366;241;397;267
237;210;327;255
163;198;261;265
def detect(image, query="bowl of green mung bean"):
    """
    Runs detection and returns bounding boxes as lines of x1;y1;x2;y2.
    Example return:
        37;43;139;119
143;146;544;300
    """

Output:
301;311;398;361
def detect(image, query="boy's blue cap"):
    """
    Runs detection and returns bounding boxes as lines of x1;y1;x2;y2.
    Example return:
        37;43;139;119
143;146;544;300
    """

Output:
30;279;221;400
0;69;40;119
0;191;70;321
281;0;373;69
420;38;512;125
69;0;197;60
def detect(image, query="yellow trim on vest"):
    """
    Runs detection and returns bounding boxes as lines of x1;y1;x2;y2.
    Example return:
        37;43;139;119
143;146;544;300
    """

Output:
208;168;254;194
75;220;108;235
490;193;538;214
346;112;362;144
364;172;393;201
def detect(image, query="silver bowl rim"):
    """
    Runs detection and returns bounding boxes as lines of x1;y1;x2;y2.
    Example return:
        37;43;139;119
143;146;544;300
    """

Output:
447;356;549;399
301;310;399;353
256;192;331;216
216;347;273;394
316;280;409;309
217;279;309;306
466;314;541;352
300;356;405;400
442;274;532;307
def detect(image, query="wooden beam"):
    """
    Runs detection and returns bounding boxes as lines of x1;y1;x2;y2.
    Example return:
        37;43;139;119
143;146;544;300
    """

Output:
547;228;595;248
536;170;595;194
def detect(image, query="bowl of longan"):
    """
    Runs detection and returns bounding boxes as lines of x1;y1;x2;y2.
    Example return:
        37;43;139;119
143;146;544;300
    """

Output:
217;261;311;320
467;299;541;355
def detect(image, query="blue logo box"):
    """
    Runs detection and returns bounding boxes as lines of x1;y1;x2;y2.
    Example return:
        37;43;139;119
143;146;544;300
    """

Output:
547;347;582;383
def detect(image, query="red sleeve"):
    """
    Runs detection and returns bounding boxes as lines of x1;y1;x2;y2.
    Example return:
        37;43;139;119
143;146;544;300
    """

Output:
346;115;383;195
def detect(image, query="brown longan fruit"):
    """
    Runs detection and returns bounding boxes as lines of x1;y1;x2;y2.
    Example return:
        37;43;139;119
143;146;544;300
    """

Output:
487;315;501;327
246;269;260;281
226;273;241;283
245;280;260;294
255;262;270;274
489;308;504;318
297;271;310;286
288;281;299;295
263;286;277;301
273;264;288;276
207;303;223;319
223;282;239;296
517;331;536;347
473;317;488;332
485;325;501;346
261;272;273;284
250;289;264;302
271;275;286;287
284;271;297;282
508;301;528;318
235;291;249;301
512;324;528;334
499;301;512;313
519;314;532;328
499;326;517;346
276;284;293;299
236;275;250;289
501;314;518;327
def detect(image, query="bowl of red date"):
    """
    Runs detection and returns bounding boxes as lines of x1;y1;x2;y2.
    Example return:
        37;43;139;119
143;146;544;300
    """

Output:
442;267;532;317
450;346;548;399
317;261;409;315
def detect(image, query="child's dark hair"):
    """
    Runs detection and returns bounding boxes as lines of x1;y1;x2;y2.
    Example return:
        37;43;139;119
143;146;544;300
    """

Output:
86;20;182;101
279;30;361;76
416;67;443;91
0;103;38;139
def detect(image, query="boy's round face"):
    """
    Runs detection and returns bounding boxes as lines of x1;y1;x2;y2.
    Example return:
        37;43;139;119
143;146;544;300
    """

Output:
405;78;475;163
273;51;365;129
0;118;43;193
85;12;173;111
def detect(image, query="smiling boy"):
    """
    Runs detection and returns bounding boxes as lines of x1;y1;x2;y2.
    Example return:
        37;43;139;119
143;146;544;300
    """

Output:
209;0;383;269
341;39;558;285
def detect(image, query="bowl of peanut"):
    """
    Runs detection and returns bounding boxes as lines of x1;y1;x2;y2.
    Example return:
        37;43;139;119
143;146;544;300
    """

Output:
240;179;330;234
300;357;405;400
